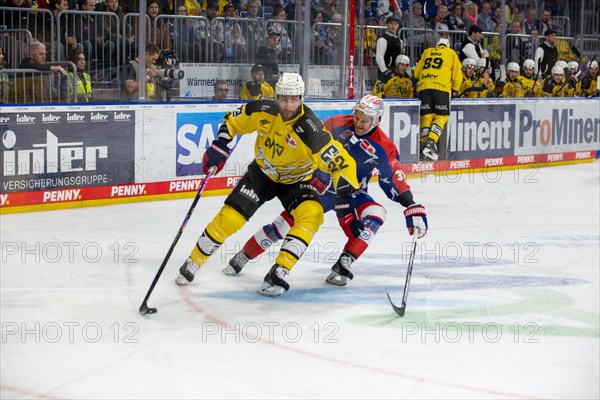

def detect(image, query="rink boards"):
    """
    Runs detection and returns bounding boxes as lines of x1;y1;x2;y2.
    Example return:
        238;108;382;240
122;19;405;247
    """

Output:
1;98;598;212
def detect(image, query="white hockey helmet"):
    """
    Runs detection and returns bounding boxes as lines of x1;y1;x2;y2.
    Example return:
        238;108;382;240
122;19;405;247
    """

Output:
590;60;599;70
436;37;450;47
276;73;305;98
396;54;410;66
352;94;384;131
462;58;476;69
554;60;568;70
551;65;564;75
523;59;536;70
507;62;520;73
476;58;487;68
567;61;579;73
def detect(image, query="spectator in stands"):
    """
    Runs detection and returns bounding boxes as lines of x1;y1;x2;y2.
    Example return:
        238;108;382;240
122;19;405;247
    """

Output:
403;2;431;54
267;5;293;62
19;41;67;75
506;20;526;64
447;3;465;31
375;15;404;84
40;0;81;61
430;4;449;32
317;0;337;22
240;64;274;100
476;2;495;32
96;0;134;64
212;79;229;100
504;0;517;25
459;24;487;66
69;0;116;69
214;3;246;62
311;9;336;65
462;1;478;31
2;0;38;33
534;28;558;78
122;42;161;101
538;8;556;36
134;0;171;52
255;27;281;88
577;61;599;97
242;0;264;60
523;6;539;35
375;0;402;26
68;49;93;102
173;4;202;62
373;54;414;99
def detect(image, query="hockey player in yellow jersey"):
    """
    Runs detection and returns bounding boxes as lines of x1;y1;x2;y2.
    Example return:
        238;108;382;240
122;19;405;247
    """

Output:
175;73;359;296
519;59;543;97
373;55;415;99
501;62;525;98
458;58;489;98
239;64;275;100
542;65;574;97
413;37;462;161
577;60;599;97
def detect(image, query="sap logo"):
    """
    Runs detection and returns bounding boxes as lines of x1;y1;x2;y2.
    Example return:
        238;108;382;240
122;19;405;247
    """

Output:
42;189;81;202
517;155;535;164
177;123;221;165
547;153;564;162
111;184;146;197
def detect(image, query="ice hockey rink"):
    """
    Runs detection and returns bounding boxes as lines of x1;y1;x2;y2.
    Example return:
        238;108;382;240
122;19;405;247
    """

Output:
1;162;599;399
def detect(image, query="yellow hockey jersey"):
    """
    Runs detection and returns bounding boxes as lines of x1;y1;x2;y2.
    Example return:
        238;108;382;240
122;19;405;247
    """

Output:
413;45;463;94
219;100;359;192
373;74;414;98
518;75;543;97
239;81;275;100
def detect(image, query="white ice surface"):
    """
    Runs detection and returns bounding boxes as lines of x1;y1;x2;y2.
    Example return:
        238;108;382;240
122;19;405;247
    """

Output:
1;162;599;399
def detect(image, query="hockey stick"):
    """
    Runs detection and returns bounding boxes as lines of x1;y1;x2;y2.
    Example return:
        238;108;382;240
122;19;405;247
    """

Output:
386;232;419;317
139;167;216;316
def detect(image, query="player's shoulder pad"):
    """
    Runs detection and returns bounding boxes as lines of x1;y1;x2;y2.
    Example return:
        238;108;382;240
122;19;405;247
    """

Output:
243;99;279;116
292;106;330;153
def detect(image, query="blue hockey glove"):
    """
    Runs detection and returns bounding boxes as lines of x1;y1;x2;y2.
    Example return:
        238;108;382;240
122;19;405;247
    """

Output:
202;140;230;174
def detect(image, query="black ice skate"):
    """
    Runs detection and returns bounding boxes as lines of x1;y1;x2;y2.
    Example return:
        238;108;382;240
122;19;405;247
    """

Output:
175;257;200;285
257;264;290;297
222;250;250;276
326;253;355;286
422;138;439;161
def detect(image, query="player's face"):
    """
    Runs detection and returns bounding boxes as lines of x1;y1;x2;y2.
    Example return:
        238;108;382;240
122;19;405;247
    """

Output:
523;67;534;78
277;95;302;121
552;73;563;83
353;111;374;136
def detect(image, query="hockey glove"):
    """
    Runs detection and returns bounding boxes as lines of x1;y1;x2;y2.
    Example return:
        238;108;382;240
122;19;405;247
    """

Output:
404;204;428;238
309;170;332;195
248;81;261;97
381;69;395;83
202;139;230;174
335;193;365;239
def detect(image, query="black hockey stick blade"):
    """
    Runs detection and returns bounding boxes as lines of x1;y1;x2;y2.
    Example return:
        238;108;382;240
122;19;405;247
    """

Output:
386;292;406;316
139;300;157;315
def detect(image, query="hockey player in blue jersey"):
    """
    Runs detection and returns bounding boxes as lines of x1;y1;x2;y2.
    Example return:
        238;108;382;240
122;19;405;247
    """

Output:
222;94;428;286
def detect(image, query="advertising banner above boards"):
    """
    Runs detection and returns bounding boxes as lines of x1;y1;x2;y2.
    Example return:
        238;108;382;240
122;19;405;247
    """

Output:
1;98;597;212
178;64;379;99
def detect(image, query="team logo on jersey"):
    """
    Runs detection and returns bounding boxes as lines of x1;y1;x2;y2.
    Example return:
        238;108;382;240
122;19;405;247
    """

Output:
259;119;270;128
359;140;376;155
285;133;297;148
339;129;353;141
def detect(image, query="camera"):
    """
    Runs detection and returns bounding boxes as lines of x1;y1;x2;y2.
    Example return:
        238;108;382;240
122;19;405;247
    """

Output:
157;68;185;79
155;50;184;80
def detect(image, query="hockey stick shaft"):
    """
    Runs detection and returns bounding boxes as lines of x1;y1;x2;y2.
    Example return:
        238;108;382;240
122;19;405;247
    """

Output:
386;232;419;316
139;168;216;315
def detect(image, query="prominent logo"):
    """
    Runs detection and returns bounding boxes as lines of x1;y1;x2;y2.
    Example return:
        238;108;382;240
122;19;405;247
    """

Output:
16;114;35;124
285;133;297;148
42;113;61;123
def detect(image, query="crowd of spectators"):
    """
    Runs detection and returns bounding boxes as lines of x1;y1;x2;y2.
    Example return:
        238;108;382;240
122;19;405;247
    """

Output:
0;0;597;102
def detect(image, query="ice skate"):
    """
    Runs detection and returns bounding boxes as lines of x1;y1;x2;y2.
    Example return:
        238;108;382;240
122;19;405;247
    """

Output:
326;253;355;286
175;257;200;285
422;138;439;161
222;250;250;276
257;264;289;297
